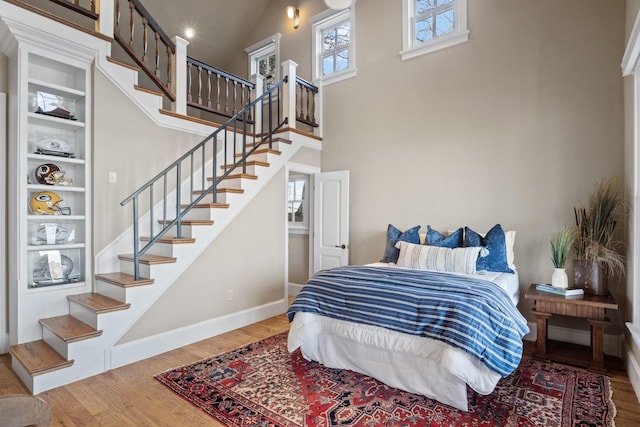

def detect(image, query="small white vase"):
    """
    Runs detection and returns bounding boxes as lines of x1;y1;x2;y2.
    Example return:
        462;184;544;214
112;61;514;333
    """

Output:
551;268;569;289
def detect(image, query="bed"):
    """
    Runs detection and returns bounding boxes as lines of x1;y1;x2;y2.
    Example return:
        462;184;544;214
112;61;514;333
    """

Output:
287;224;529;412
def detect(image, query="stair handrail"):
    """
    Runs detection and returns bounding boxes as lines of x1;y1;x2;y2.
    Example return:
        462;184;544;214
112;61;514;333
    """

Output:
121;77;288;279
48;0;99;20
113;0;177;101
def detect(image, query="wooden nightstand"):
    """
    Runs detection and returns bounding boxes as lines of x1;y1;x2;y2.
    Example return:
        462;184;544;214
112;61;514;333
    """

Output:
524;283;618;372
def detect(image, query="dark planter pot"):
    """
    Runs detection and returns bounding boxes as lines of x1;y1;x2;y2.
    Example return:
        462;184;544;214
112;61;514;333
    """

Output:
573;259;608;295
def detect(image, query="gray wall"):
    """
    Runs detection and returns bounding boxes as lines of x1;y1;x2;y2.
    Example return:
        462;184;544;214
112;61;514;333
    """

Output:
232;0;626;329
119;170;286;343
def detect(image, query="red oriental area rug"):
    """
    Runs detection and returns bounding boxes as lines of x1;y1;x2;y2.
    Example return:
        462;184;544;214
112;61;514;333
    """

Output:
155;332;615;427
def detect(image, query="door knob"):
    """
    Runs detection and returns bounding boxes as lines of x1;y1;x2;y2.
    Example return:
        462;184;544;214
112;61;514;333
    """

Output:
335;244;346;249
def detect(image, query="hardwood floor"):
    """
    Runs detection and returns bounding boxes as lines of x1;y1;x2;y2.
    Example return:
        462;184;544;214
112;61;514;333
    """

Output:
2;313;640;426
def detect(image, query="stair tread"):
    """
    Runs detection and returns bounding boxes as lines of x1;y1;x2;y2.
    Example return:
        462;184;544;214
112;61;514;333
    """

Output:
217;188;244;194
181;202;230;209
107;56;140;72
221;160;269;169
140;236;196;244
156;219;214;226
236;148;281;157
40;315;102;343
118;253;177;264
134;84;164;97
246;137;292;147
68;293;131;314
95;272;154;287
209;173;258;181
10;340;73;376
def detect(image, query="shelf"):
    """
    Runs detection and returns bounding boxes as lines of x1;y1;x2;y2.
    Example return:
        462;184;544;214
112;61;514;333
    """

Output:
27;243;85;251
27;184;85;193
27;281;86;292
28;78;85;98
27;153;85;165
27;112;84;129
27;215;85;221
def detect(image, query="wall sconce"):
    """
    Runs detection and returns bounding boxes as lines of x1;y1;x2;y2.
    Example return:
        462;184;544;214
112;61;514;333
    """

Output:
286;6;300;30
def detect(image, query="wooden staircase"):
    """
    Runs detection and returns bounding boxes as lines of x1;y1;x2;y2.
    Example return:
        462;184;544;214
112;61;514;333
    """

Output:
9;126;295;393
2;0;320;394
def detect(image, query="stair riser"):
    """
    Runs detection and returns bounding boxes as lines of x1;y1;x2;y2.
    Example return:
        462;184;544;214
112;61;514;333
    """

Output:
11;358;35;393
69;303;98;330
222;164;259;175
216;178;244;190
182;208;215;222
141;242;194;259
95;281;152;305
246;152;276;163
119;260;178;279
163;223;213;239
42;328;70;360
95;281;127;302
246;140;286;151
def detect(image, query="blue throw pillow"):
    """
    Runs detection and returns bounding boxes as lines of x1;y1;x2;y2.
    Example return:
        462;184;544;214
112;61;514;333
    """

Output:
426;226;463;249
464;224;514;273
382;224;421;263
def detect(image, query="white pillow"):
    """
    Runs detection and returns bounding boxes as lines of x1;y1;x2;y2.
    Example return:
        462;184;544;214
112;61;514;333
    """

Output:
395;241;482;274
504;230;516;270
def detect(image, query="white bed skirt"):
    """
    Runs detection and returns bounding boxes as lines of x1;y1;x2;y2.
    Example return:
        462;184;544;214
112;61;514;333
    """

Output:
288;312;502;412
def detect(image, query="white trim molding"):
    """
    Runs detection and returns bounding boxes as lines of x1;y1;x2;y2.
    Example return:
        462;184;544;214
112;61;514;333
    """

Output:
0;92;7;354
622;5;640;406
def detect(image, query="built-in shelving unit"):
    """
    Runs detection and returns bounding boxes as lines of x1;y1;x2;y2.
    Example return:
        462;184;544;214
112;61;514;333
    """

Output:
8;45;93;344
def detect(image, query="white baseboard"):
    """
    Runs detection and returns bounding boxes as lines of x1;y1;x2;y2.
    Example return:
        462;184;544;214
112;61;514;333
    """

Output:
525;321;622;357
623;337;640;404
109;299;287;369
288;282;304;297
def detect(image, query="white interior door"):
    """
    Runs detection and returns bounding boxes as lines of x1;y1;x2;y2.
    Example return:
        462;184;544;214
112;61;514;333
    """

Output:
313;170;349;273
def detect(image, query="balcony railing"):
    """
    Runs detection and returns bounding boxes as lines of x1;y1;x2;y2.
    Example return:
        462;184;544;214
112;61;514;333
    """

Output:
186;57;255;121
33;0;321;135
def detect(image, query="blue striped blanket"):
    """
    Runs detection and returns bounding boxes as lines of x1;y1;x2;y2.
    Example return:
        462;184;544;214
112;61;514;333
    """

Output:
287;265;529;377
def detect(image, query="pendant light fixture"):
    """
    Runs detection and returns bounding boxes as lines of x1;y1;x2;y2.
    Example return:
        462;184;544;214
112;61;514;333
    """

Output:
324;0;352;10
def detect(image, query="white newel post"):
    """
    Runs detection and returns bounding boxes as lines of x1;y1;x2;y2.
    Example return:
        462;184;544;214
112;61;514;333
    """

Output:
281;59;298;130
250;74;265;133
313;78;323;138
172;36;189;115
97;0;115;39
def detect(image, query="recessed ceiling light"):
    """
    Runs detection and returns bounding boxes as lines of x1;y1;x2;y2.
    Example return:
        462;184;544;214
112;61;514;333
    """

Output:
184;28;195;39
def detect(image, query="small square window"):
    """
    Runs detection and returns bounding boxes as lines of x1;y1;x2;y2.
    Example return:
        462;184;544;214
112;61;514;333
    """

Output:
311;8;356;85
401;0;469;61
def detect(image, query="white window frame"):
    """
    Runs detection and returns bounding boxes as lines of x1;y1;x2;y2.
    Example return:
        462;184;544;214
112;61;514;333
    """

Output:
245;33;281;89
311;7;356;86
400;0;469;61
288;172;310;234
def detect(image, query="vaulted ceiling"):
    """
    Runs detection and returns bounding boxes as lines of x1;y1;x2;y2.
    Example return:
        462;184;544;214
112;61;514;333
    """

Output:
142;0;272;68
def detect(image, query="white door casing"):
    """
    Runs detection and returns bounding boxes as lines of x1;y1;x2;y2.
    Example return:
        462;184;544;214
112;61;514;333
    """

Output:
313;170;349;273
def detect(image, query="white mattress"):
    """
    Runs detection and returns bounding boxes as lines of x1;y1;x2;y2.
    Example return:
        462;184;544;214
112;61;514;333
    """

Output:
288;265;522;412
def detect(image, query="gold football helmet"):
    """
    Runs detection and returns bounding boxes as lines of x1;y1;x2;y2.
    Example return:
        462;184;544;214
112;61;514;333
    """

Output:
29;191;71;215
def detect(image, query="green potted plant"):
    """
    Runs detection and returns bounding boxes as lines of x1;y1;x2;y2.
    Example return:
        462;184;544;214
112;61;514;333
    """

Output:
550;226;574;288
571;178;626;295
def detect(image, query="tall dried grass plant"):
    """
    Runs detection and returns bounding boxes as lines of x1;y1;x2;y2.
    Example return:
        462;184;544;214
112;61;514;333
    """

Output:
572;178;626;278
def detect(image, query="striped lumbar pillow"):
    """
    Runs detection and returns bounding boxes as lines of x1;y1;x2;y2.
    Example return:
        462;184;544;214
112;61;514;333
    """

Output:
395;241;481;274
